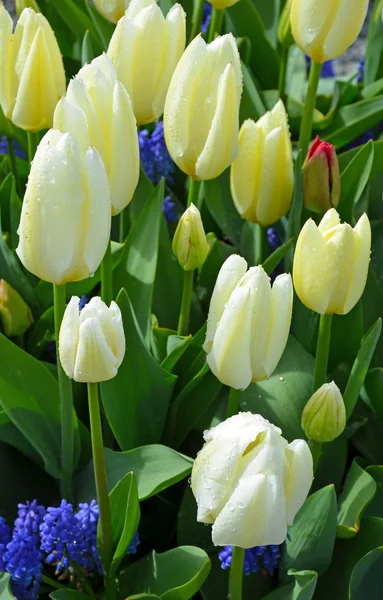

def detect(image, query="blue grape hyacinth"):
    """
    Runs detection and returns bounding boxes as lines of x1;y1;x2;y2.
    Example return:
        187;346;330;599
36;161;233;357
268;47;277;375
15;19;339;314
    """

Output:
0;136;27;159
218;545;281;576
139;121;175;186
0;516;11;571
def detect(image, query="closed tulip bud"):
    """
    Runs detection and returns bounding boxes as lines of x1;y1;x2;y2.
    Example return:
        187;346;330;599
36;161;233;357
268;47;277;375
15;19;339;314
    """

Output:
278;0;294;47
303;136;340;213
0;280;33;336
204;255;293;390
59;296;125;383
94;0;130;23
191;412;313;547
293;209;371;315
107;0;186;125
16;0;41;17
291;0;369;63
230;100;294;226
301;382;346;442
172;203;209;271
16;130;111;285
54;54;139;215
164;33;242;181
0;6;65;131
207;0;239;10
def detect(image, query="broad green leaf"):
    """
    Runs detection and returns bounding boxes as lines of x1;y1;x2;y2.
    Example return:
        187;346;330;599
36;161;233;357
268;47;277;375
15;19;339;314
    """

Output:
0;574;16;600
101;290;176;450
329;302;364;371
339;140;383;182
262;238;294;276
349;547;383;599
113;181;164;343
177;485;212;550
325;96;383;150
240;61;267;123
151;325;177;364
0;334;80;478
27;306;54;358
75;444;193;502
362;266;383;368
364;0;383;86
48;0;102;53
203;170;243;247
127;596;162;600
81;30;93;66
50;591;91;600
285;151;303;272
371;221;383;296
84;1;114;50
280;486;337;582
0;410;41;465
338;141;374;223
264;569;318;600
164;364;222;449
197;238;234;309
337;460;377;539
253;0;281;46
241;336;314;442
226;0;280;89
161;335;193;373
344;318;382;419
364;368;383;419
119;546;211;600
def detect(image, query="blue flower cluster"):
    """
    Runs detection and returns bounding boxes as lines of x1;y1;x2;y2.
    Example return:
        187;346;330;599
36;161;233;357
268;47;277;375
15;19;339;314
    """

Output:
0;136;27;159
218;544;280;576
201;3;212;34
305;56;335;79
0;499;140;600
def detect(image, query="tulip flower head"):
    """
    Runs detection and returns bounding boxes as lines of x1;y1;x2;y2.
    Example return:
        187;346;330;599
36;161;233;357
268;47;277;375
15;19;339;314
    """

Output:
291;0;369;63
231;100;294;226
207;0;239;10
293;209;371;315
94;0;130;23
172;203;209;271
191;412;313;547
303;136;340;213
0;6;65;131
204;255;293;390
107;0;186;125
302;382;346;443
54;54;139;215
164;33;242;181
16;130;111;285
59;297;125;383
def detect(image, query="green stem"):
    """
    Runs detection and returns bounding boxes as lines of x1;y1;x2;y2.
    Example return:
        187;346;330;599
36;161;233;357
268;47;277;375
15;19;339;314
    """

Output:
227;387;241;418
87;383;114;589
298;61;322;158
308;439;322;475
119;208;126;243
313;313;333;392
187;177;201;208
207;7;224;43
228;546;245;600
278;45;289;104
189;0;205;42
177;270;194;336
101;241;113;306
256;224;265;265
53;284;74;502
6;136;19;189
27;132;38;163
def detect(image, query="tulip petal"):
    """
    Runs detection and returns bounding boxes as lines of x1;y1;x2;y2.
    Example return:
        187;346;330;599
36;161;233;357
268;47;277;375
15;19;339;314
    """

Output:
37;13;66;96
74;317;118;382
59;296;80;379
263;273;293;378
291;0;341;63
231;119;263;221
284;439;313;525
244;267;272;382
207;285;253;390
0;6;14;117
323;0;369;62
204;254;248;353
318;207;341;235
66;78;105;159
325;224;355;314
53;97;90;154
108;16;137;103
342;213;371;315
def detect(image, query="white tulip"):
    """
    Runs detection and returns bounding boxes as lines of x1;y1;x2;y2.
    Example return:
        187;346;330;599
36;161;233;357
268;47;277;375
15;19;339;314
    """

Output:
191;412;313;547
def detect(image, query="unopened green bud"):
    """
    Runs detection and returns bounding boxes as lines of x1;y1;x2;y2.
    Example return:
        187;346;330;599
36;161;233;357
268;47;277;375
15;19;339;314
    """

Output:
16;0;41;17
303;136;341;213
301;382;346;443
278;0;294;48
0;280;33;336
172;203;209;271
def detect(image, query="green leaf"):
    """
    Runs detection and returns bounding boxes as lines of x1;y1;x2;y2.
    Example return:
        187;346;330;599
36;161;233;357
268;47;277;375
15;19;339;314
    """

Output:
344;318;382;419
119;546;211;600
203;170;243;247
285;151;303;272
371;221;383;296
325;96;383;150
0;410;41;465
127;596;162;600
364;368;383;419
339;140;383;182
337;459;377;539
226;0;280;89
349;547;383;599
264;570;318;600
280;486;337;582
47;0;102;54
262;238;294;276
241;335;314;442
161;335;193;373
84;1;114;50
329;301;365;371
113;181;164;343
253;0;281;46
81;30;93;66
0;334;80;478
75;444;193;502
107;472;140;576
50;591;92;600
101;290;176;450
338;140;374;223
240;61;267;123
0;573;16;600
364;0;383;86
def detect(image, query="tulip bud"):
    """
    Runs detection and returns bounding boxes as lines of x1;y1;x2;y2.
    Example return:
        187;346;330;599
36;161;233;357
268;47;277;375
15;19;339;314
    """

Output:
291;0;369;63
172;203;209;271
301;382;346;442
0;280;33;336
230;100;294;226
107;0;186;125
16;0;40;17
207;0;239;10
94;0;130;23
59;297;125;383
204;255;293;390
278;0;294;47
191;412;313;547
294;209;371;315
54;54;139;215
303;136;340;213
0;6;65;131
16;130;111;285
